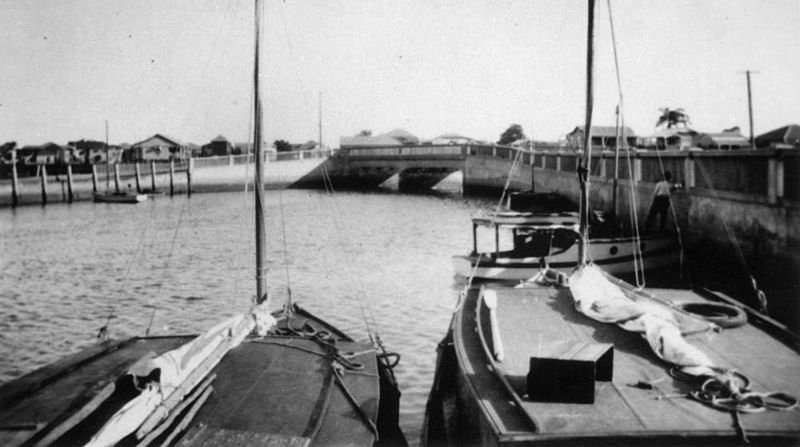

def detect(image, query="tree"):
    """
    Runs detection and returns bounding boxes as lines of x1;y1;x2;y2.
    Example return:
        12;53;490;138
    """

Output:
497;124;526;145
273;139;292;152
656;108;691;129
357;129;372;137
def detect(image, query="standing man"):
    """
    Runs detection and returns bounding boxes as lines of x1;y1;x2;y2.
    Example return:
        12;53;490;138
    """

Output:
645;170;681;232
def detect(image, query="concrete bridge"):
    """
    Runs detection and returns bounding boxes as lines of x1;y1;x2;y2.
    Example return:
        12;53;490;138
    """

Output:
291;143;799;313
291;144;536;193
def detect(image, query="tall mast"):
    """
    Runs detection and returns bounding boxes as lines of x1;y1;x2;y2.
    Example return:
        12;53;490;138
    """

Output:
105;120;110;193
578;0;597;265
254;0;267;304
612;105;620;217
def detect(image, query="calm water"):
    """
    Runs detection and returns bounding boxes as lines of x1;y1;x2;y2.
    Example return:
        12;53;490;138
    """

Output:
0;188;494;442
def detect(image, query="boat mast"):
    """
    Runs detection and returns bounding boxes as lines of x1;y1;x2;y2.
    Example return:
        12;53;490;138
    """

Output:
105;120;110;193
578;0;597;266
612;105;620;217
254;0;268;304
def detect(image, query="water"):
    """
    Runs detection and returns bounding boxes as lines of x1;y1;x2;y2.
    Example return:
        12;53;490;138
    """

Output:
0;189;494;442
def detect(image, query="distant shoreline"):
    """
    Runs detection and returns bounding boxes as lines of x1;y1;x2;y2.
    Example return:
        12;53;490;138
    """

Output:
0;159;325;208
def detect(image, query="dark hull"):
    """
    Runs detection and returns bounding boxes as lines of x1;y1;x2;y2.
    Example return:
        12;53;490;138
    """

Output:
423;285;800;446
0;304;405;447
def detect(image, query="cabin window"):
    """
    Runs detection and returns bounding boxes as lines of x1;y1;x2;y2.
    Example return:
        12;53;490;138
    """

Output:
609;246;618;255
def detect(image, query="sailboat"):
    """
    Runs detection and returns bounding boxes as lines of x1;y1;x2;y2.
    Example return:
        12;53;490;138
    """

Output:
423;1;800;445
0;2;405;446
453;132;675;282
93;122;148;204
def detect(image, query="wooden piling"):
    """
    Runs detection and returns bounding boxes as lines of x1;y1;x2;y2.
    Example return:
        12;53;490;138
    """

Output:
40;165;48;205
169;159;175;197
114;164;121;193
187;158;193;197
11;162;19;207
135;163;142;193
60;179;66;202
91;164;98;192
67;164;74;202
150;161;157;193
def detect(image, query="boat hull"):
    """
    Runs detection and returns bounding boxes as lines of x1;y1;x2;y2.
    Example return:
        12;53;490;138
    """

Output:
93;191;148;203
423;284;800;446
0;305;404;447
453;235;675;280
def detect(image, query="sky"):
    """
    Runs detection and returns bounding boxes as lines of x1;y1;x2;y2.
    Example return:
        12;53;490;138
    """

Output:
1;0;798;147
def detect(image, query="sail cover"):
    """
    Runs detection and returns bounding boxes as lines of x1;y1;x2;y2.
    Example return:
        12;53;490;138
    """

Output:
569;265;715;376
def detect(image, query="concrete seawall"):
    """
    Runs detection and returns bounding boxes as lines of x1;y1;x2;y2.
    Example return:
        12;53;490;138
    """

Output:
0;158;328;207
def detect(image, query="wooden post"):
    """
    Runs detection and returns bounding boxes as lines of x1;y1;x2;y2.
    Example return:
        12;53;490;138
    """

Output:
150;161;157;193
187;158;193;197
40;165;48;205
135;163;142;193
114;163;121;193
60;178;66;202
169;159;175;197
10;162;19;207
91;164;98;192
66;164;74;202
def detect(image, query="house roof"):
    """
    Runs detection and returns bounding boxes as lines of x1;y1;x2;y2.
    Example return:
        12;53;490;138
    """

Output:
132;133;183;147
433;133;479;142
570;126;637;138
211;134;229;143
755;124;800;146
384;128;419;144
696;132;749;146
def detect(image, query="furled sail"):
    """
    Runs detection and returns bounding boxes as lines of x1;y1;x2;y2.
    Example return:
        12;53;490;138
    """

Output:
569;264;715;376
85;305;275;447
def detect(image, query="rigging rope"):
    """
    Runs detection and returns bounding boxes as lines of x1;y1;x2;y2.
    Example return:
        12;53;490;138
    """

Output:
694;158;769;313
606;0;647;288
495;146;524;212
98;199;158;339
144;197;190;336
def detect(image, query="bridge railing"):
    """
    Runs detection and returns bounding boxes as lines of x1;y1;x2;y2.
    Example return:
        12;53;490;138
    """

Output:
525;146;798;205
342;144;467;158
190;148;336;168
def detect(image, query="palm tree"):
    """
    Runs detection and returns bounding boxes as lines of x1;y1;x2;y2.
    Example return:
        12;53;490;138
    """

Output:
656;108;691;128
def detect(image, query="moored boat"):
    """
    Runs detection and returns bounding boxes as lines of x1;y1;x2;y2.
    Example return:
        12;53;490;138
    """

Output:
0;2;406;446
425;1;800;445
452;210;674;280
92;190;148;204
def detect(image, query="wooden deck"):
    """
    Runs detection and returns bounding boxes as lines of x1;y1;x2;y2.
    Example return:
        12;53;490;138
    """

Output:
450;284;800;444
0;309;383;447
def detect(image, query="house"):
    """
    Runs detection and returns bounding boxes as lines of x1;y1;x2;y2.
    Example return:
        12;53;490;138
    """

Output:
18;143;68;164
202;135;233;157
566;126;637;151
431;133;479;145
695;131;750;150
755;124;800;149
640;127;698;151
131;134;187;161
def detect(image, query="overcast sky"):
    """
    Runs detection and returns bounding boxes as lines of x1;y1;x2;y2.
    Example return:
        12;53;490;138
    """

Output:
1;0;798;147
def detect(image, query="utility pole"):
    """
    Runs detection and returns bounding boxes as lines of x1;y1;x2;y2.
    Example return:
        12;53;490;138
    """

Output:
740;70;759;148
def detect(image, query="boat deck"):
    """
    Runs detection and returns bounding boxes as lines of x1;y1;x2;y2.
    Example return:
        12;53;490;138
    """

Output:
454;284;800;444
0;312;380;446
